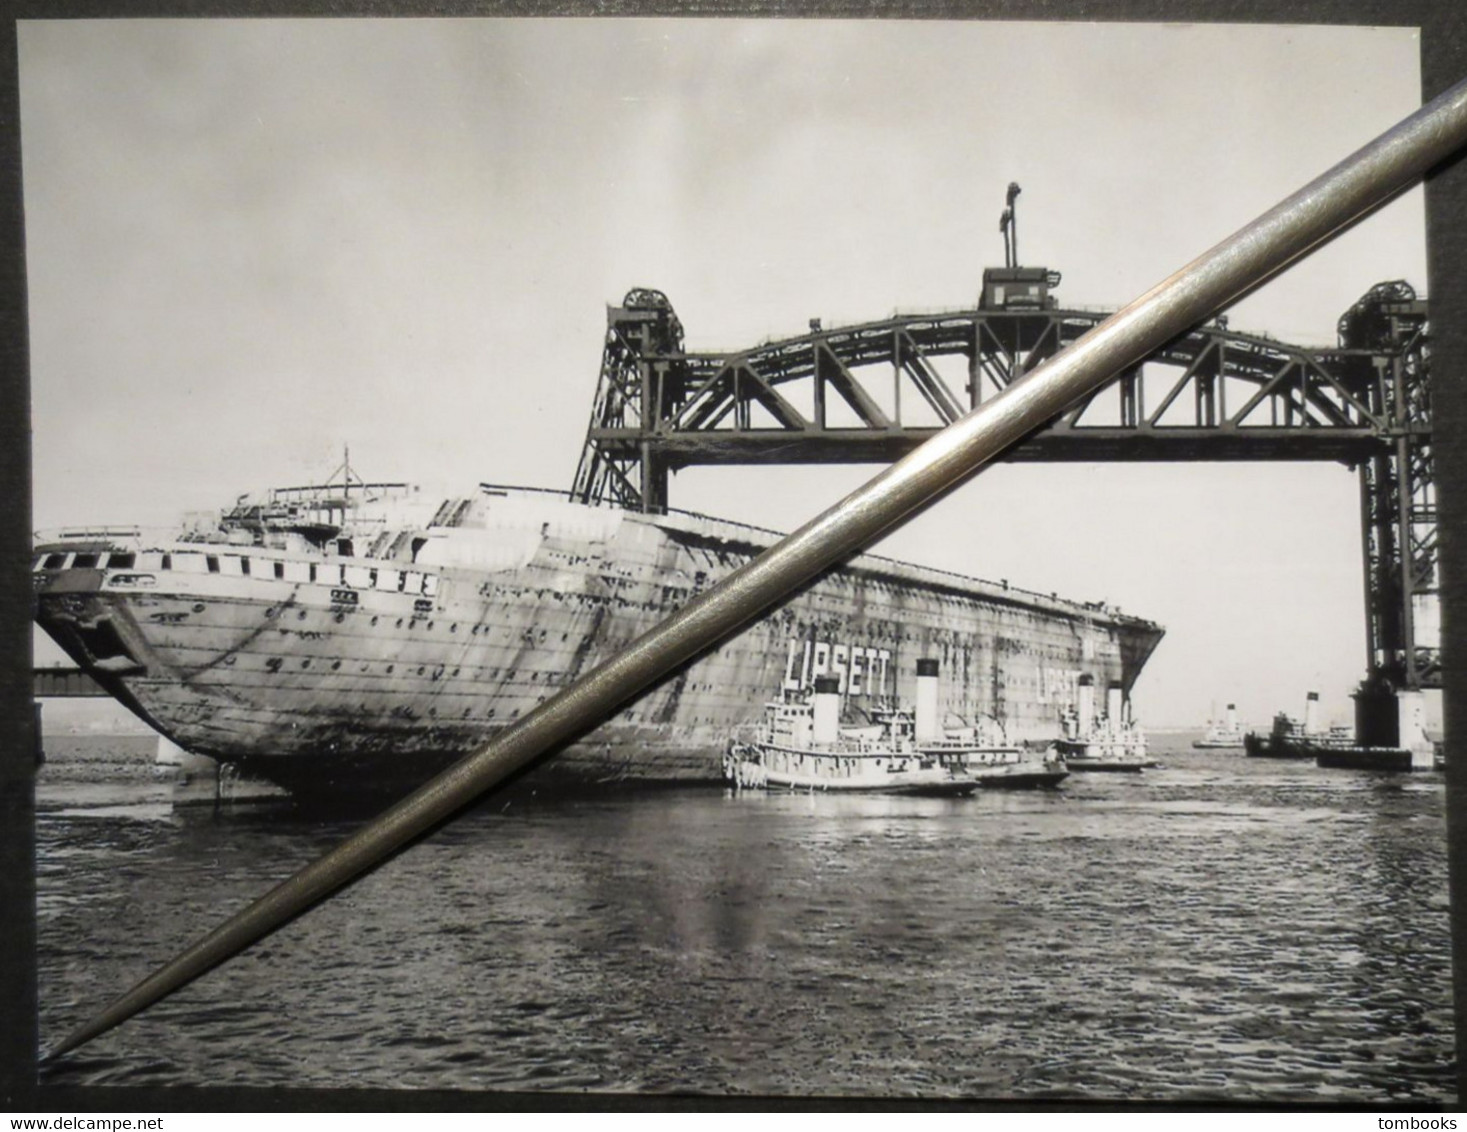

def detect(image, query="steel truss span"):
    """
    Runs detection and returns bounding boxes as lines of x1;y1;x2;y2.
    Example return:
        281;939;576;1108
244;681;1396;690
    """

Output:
571;273;1436;695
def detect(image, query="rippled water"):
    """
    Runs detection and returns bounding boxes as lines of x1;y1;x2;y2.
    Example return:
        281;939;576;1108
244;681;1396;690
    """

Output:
35;737;1455;1101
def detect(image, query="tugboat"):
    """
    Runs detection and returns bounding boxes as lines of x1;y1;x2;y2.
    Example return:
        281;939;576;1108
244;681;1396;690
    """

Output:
1244;692;1354;760
1193;702;1247;749
1244;690;1435;771
1052;675;1157;771
723;660;1067;795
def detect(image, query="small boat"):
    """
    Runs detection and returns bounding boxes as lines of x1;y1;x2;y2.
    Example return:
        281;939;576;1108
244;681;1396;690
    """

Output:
968;750;1070;789
724;660;1064;795
1061;755;1155;772
925;720;1069;789
1193;702;1247;749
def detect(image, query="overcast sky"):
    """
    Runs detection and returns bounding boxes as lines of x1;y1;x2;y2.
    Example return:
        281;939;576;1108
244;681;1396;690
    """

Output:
18;18;1429;728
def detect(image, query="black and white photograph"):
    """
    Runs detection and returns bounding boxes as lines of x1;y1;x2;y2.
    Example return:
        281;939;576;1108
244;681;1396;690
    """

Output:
11;13;1460;1104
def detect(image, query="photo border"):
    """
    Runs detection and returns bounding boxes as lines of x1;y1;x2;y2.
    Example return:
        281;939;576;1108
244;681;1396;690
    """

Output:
3;0;1464;1112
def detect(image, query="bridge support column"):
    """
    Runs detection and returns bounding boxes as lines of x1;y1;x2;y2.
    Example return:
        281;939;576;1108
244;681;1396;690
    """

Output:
1355;680;1399;748
639;443;668;515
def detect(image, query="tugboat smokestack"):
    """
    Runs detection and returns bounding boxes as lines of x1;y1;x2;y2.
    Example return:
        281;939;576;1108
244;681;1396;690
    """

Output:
1078;674;1096;737
1304;691;1321;735
915;658;940;743
812;675;841;746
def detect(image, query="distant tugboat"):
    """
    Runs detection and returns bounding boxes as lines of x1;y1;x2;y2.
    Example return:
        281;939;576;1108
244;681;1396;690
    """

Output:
1194;703;1247;750
723;660;1067;795
1244;692;1353;760
1245;690;1436;771
1052;674;1157;771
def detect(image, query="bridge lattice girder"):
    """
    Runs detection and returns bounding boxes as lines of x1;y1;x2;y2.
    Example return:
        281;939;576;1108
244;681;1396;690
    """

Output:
570;280;1435;692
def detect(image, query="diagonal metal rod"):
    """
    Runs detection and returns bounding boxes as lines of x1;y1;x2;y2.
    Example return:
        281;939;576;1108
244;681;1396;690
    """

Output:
47;76;1467;1060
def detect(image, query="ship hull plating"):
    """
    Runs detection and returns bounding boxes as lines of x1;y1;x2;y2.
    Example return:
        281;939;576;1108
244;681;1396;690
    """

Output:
35;492;1163;797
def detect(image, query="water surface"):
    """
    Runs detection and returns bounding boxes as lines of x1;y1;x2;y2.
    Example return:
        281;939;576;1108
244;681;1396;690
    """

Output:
35;737;1455;1101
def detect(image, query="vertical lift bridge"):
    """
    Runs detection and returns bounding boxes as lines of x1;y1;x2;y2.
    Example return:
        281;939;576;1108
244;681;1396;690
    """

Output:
571;192;1436;746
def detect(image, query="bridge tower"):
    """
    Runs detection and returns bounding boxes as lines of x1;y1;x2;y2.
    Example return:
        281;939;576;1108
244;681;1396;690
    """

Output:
1338;283;1436;744
570;288;687;515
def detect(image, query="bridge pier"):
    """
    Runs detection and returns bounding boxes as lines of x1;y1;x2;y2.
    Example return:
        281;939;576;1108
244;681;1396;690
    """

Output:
1355;682;1399;749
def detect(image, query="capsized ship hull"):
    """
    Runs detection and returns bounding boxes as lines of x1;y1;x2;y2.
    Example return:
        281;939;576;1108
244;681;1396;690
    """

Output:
34;484;1164;798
